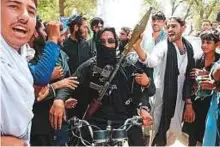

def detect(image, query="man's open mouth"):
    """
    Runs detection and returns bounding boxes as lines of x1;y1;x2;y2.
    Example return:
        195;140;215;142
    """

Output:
13;26;28;34
168;33;175;37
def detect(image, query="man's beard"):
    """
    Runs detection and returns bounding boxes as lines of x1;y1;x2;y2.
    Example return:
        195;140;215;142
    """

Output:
168;32;182;42
92;31;97;40
121;39;128;45
75;29;84;41
33;36;46;57
33;36;45;50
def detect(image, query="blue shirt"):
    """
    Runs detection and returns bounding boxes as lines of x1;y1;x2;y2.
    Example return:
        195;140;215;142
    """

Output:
29;41;60;85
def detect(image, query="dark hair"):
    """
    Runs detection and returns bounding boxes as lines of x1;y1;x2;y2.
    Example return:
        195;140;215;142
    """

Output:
202;19;211;24
200;29;220;43
121;27;132;35
36;15;43;31
33;0;37;7
96;27;119;49
212;20;218;24
67;14;87;33
90;17;104;29
152;11;166;21
166;16;185;26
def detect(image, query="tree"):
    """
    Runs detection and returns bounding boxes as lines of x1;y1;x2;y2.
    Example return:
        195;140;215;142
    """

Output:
64;0;97;18
59;0;65;17
190;0;219;30
143;0;160;12
171;0;183;15
37;0;97;21
37;0;59;21
143;0;220;32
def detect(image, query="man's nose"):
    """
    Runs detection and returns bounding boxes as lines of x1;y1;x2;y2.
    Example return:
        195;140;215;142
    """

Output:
18;8;29;23
105;41;111;47
168;26;173;32
202;42;208;48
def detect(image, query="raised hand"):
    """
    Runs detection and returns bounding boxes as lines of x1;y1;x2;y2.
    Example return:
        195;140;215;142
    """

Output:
47;21;62;44
140;108;153;128
135;73;150;87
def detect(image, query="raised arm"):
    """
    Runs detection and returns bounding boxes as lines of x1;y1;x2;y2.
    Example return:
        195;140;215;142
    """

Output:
29;21;61;85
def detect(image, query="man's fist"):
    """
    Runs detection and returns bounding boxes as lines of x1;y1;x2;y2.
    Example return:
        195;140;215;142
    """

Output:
135;73;150;87
46;21;62;43
140;109;153;128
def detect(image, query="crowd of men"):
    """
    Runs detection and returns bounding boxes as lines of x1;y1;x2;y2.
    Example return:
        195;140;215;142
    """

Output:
1;0;220;146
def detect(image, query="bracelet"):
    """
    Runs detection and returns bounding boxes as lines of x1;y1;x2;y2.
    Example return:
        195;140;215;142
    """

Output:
49;84;56;97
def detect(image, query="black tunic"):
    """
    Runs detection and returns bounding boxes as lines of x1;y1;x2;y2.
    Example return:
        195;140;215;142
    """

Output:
63;37;92;74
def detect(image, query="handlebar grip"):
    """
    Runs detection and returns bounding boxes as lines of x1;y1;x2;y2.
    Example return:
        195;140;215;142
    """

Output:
67;117;75;125
66;117;94;138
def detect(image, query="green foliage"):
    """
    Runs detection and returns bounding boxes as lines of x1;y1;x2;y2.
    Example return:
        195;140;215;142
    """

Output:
65;0;97;17
37;0;97;21
37;0;59;21
143;0;160;11
184;0;220;30
143;0;220;31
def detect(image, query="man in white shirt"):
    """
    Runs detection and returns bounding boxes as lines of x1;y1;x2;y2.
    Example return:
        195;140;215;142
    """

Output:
0;0;62;146
0;0;37;145
133;16;196;146
142;11;166;54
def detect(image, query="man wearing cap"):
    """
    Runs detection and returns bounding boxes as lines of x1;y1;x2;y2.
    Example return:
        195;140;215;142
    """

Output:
88;17;104;56
28;16;61;85
63;14;92;74
61;14;93;121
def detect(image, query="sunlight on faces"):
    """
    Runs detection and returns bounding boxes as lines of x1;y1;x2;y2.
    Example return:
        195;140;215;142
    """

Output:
152;20;165;32
165;18;185;42
200;30;219;54
202;21;211;31
1;0;37;50
201;40;217;54
212;22;218;29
